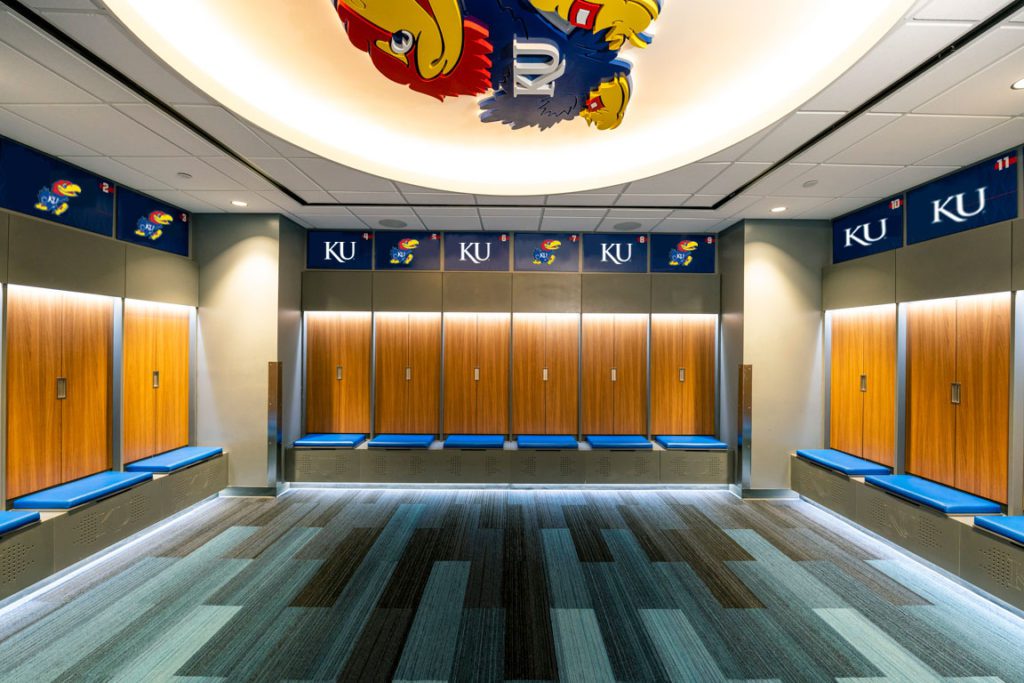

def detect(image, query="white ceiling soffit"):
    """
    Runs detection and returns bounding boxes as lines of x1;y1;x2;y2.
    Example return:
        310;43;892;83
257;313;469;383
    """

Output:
0;0;1016;231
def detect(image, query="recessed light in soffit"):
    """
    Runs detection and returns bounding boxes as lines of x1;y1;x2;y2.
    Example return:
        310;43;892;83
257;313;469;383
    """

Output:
104;0;916;195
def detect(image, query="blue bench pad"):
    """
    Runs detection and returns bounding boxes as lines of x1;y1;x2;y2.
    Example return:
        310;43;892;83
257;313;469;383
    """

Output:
657;436;728;450
865;474;1002;515
517;435;579;450
444;435;505;449
12;471;154;510
368;434;435;449
293;434;366;449
796;449;891;477
587;435;653;450
975;516;1024;545
0;511;40;535
126;447;224;473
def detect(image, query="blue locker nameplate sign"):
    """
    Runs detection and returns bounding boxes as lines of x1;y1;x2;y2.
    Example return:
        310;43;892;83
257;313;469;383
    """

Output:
649;234;716;273
582;233;648;273
307;230;373;269
832;197;904;264
443;232;510;271
0;138;115;236
116;188;190;256
907;151;1018;245
514;232;580;272
374;231;441;270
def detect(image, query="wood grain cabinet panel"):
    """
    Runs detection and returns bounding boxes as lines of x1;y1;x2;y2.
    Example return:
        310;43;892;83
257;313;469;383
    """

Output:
443;314;477;435
154;305;190;454
613;315;648;435
582;315;615;434
407;314;441;434
829;309;865;458
954;293;1009;503
475;314;510;434
61;294;112;481
375;313;410;434
512;314;578;436
651;315;716;435
375;313;441;434
305;312;371;434
861;306;896;467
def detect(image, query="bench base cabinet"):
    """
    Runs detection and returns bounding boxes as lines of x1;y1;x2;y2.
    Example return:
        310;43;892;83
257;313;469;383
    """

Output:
160;454;227;517
791;455;859;519
960;526;1024;612
0;522;53;601
662;450;731;485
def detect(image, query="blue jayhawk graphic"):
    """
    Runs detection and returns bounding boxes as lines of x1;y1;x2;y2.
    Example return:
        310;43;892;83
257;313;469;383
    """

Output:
390;237;420;265
135;210;173;241
669;239;698;267
532;238;562;265
35;179;81;216
333;0;662;131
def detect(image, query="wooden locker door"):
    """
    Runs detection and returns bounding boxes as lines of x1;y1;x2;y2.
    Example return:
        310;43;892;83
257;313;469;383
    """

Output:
375;313;409;433
443;313;477;435
613;315;648;435
336;313;372;434
154;305;190;454
545;315;579;435
681;315;717;435
123;301;158;463
650;316;683;435
305;313;339;433
955;294;1010;503
6;287;63;499
476;314;510;434
407;313;441;434
829;309;865;457
512;314;547;435
61;293;112;483
582;315;615;434
861;306;897;467
905;300;957;487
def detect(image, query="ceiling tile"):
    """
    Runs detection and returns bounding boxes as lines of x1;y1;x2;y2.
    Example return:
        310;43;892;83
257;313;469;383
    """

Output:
794;113;899;163
915;39;1024;115
614;194;690;208
113;103;222;156
622;163;727;194
325;190;404;204
699;162;772;195
740;111;844;162
919;117;1024;166
480;207;544;217
415;207;480;218
63;155;169;191
827;114;1006;165
745;162;816;194
0;41;97;105
768;164;901;197
345;205;419;217
7;103;187;156
289;212;368;230
803;21;970;111
699;124;777;162
482;213;541;230
248;157;324;192
353;210;425;230
849;164;958;197
201;156;275;192
174;105;280;156
545;193;620;206
114;156;245;191
402;193;476;206
181;190;285;213
0;106;97;155
737;195;833;219
477;195;546;205
914;0;1007;21
540;215;604;231
794;196;880;220
291;158;396;192
597;209;671;231
651;218;722;233
421;215;483;231
144;188;222;213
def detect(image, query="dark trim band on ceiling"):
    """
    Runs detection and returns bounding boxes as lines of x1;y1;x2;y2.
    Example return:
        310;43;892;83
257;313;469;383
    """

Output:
4;0;1023;212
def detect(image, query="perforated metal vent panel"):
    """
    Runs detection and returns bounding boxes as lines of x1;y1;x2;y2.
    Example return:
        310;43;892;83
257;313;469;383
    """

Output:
520;455;537;477
981;545;1014;589
73;510;104;547
129;495;149;524
484;455;502;477
447;454;462;476
0;542;35;586
917;517;941;550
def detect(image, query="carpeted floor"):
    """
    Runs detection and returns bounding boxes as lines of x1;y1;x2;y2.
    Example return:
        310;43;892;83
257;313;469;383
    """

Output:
0;488;1021;682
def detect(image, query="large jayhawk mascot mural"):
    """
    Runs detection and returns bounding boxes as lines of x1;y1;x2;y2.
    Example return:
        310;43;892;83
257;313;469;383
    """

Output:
333;0;661;131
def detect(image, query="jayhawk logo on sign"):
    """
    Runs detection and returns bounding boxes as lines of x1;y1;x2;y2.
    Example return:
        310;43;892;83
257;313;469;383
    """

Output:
390;237;420;265
669;239;698;267
135;211;173;241
333;0;661;131
35;180;81;216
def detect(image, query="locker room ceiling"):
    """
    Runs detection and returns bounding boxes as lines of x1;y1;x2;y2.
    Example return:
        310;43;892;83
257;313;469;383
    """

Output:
0;0;1022;233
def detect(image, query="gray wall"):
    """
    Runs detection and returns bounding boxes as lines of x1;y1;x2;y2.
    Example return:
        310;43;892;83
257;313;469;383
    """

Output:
718;224;744;454
278;217;305;469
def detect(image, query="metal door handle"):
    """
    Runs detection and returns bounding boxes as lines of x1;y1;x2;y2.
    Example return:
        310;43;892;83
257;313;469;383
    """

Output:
611;368;617;382
153;371;160;389
474;367;480;381
405;367;412;381
679;368;686;383
951;382;961;405
56;377;67;400
860;374;867;393
542;367;549;382
336;365;343;381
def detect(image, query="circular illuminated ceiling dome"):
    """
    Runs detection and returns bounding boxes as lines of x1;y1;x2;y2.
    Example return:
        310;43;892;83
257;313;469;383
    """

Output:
105;0;915;196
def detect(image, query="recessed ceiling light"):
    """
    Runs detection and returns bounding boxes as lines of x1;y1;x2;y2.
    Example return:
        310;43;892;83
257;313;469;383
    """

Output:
802;179;819;188
176;172;193;180
613;221;643;231
1012;78;1024;90
378;219;408;229
231;200;248;207
770;206;787;213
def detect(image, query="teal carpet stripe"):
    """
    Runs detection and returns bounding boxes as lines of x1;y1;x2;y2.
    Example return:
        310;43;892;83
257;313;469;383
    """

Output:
815;607;941;682
639;609;727;683
550;608;616;683
541;528;592;609
393;561;471;682
452;607;505;682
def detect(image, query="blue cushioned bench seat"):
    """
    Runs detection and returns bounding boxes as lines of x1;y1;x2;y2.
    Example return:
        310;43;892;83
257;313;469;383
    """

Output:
865;474;1002;515
293;434;366;449
12;471;153;510
656;436;728;450
517;435;579;450
975;516;1024;545
796;449;891;477
444;435;505;449
368;434;435;449
0;511;40;536
586;435;653;450
126;446;223;473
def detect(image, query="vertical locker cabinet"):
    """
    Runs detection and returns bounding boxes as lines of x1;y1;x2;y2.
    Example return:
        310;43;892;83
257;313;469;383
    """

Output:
7;287;112;499
828;306;896;466
305;312;371;434
906;294;1010;503
512;314;579;436
375;312;441;434
443;313;510;435
650;315;716;436
582;314;647;435
123;300;191;463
